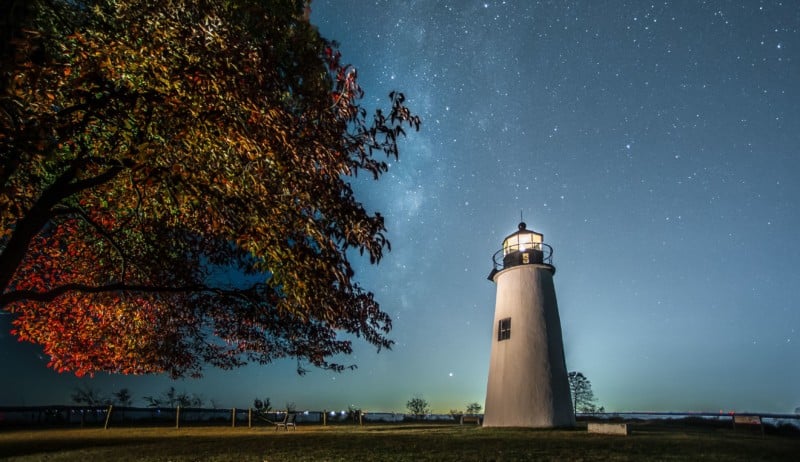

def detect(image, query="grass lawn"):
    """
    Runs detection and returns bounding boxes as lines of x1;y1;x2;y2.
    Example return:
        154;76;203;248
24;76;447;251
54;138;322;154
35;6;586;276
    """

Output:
1;423;798;461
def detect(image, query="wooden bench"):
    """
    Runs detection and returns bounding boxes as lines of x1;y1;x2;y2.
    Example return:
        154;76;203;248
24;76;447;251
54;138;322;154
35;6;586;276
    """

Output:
732;414;763;436
274;412;297;431
460;415;482;425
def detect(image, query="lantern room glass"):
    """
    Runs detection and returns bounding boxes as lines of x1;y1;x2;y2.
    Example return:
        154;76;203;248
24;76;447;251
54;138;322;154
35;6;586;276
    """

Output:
503;230;543;256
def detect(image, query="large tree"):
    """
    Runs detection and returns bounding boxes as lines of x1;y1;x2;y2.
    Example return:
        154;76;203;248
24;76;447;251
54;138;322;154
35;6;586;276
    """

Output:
0;0;419;378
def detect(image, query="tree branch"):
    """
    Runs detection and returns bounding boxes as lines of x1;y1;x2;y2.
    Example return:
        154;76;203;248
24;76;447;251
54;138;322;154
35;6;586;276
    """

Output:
0;160;130;294
0;281;267;307
51;205;129;282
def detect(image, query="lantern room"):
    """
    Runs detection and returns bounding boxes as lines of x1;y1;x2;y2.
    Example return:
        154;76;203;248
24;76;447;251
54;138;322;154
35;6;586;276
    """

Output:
503;222;542;254
488;222;554;280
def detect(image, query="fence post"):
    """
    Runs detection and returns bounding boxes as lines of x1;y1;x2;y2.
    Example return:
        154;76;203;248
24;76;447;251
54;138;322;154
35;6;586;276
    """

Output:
175;406;181;429
248;408;252;428
231;408;236;427
323;409;327;426
359;411;363;427
104;404;113;430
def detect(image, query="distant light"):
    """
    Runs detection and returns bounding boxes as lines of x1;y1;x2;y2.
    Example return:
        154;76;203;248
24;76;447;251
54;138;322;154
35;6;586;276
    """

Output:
448;372;454;377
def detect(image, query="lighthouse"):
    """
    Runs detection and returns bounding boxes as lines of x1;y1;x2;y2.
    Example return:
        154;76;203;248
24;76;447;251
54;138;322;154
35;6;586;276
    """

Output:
483;222;575;427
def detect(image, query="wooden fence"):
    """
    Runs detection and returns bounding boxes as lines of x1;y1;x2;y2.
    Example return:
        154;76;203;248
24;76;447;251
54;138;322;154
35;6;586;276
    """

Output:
0;406;445;429
2;407;798;431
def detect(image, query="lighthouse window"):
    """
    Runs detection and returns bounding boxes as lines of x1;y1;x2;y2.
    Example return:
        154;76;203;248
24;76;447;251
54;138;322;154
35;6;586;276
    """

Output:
498;318;511;341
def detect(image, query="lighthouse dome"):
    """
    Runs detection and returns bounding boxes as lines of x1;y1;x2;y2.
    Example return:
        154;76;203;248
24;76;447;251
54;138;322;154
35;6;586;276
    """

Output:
489;222;554;280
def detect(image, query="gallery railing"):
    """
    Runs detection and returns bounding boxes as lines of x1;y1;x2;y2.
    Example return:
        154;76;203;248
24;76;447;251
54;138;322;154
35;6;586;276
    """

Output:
490;243;554;272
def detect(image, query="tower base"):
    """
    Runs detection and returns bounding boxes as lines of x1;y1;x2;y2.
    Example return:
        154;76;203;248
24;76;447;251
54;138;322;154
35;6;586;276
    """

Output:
483;264;575;428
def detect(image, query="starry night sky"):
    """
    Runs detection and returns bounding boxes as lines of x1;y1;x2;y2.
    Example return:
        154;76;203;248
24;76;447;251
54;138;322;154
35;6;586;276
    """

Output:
1;0;799;414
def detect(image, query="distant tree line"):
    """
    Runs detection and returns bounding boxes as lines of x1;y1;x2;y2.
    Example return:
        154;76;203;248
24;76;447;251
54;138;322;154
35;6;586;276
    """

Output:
70;386;491;419
70;385;208;408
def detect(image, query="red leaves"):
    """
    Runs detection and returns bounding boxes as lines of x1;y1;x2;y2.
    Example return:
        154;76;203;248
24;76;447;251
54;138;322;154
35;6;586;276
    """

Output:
324;46;341;71
10;288;201;377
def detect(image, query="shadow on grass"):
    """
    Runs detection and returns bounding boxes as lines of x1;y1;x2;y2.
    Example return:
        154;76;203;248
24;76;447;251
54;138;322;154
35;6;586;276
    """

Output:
0;434;164;458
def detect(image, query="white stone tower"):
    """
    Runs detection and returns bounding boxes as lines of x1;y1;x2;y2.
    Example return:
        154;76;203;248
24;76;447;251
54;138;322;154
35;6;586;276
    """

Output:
483;222;574;427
